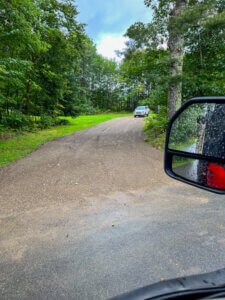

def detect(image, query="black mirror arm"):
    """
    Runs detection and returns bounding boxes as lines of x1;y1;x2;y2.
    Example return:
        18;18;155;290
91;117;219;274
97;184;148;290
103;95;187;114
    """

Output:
164;97;225;195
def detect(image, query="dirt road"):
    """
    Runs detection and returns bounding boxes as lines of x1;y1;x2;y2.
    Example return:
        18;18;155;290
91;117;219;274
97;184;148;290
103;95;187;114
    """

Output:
1;117;225;299
0;117;168;216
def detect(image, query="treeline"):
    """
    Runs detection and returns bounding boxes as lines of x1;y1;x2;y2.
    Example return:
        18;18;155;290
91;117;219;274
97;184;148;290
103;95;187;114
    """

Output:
120;0;225;145
1;0;224;134
0;0;128;130
122;1;225;112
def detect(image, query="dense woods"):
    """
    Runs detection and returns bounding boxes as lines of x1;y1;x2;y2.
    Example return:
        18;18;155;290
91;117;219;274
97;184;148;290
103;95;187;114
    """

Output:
125;0;225;113
125;0;225;145
0;0;224;133
0;0;124;130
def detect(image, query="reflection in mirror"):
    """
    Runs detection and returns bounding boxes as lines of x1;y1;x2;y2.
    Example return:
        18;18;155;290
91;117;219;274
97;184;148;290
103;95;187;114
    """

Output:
169;103;225;159
172;156;225;190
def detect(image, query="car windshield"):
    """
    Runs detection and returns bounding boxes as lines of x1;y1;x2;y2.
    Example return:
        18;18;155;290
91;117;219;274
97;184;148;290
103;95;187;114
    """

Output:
136;106;145;110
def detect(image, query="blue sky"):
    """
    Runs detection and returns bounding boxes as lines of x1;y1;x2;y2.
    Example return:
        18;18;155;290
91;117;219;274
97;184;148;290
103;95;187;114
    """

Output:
76;0;152;60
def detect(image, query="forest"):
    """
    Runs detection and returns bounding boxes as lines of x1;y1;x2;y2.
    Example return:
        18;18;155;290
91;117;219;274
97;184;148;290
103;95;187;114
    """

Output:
0;0;224;137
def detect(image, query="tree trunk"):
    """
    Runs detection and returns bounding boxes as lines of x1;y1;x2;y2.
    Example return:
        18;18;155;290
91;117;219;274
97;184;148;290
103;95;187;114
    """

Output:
24;80;31;114
167;0;187;119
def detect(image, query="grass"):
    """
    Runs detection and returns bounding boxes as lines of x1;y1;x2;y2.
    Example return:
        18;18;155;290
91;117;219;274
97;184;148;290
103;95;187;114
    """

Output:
145;134;197;152
172;156;195;168
169;138;197;152
0;113;131;167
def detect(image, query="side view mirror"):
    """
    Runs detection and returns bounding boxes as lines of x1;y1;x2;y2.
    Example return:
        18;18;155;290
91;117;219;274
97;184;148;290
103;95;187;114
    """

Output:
164;97;225;194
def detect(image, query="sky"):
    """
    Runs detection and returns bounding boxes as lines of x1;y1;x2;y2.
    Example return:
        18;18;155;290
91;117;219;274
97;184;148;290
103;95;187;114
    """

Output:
76;0;152;61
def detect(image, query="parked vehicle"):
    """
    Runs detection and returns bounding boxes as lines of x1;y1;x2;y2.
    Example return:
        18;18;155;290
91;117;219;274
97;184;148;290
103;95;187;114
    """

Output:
134;106;150;117
114;97;225;300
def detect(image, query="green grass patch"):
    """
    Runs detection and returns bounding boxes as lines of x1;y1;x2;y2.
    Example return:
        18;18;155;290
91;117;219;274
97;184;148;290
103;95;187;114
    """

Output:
0;113;131;167
172;156;195;168
169;139;197;152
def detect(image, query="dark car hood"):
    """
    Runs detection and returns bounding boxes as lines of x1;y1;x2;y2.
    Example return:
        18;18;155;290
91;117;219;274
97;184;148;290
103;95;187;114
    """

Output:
111;268;225;300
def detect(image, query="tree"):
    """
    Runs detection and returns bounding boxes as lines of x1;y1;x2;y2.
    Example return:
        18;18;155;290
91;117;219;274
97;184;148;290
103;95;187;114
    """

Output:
0;0;49;116
0;0;124;127
144;0;220;118
167;0;187;119
183;1;225;98
119;21;169;112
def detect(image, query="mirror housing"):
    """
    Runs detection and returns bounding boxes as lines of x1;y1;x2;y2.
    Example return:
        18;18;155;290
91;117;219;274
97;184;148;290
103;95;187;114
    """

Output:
164;97;225;194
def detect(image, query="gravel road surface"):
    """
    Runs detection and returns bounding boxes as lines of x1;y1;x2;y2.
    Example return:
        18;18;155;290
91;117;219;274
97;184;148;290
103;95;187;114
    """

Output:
1;116;225;299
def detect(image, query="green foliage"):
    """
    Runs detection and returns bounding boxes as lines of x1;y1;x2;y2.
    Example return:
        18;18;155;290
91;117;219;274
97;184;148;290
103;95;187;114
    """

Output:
169;106;200;147
145;108;169;137
119;48;169;112
169;104;207;153
37;115;55;129
145;85;168;112
183;4;225;99
1;112;34;130
0;0;224;149
121;0;225;148
37;115;69;129
144;109;169;149
0;0;130;131
0;112;69;131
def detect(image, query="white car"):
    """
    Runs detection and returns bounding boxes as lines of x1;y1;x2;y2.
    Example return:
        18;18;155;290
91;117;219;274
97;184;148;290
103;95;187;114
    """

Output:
134;106;150;117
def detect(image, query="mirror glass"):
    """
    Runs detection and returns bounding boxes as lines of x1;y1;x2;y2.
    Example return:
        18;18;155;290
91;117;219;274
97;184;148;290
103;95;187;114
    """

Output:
169;103;225;159
172;156;225;190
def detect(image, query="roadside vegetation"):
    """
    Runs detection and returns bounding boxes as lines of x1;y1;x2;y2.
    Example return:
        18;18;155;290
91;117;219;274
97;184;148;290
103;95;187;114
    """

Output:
0;114;131;167
144;111;168;150
0;0;224;162
124;0;225;148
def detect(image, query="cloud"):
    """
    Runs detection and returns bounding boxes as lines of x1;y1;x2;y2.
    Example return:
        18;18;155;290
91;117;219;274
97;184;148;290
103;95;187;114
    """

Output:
97;34;128;62
76;0;152;40
76;0;153;61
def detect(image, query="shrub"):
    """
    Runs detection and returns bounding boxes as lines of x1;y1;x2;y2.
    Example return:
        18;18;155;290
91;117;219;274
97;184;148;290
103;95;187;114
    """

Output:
1;112;34;130
144;108;169;149
54;118;69;126
145;108;169;137
37;115;54;129
37;115;69;129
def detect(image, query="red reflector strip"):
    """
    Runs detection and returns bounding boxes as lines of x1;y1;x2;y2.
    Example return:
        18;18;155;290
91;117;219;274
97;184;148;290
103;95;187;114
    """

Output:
207;163;225;189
